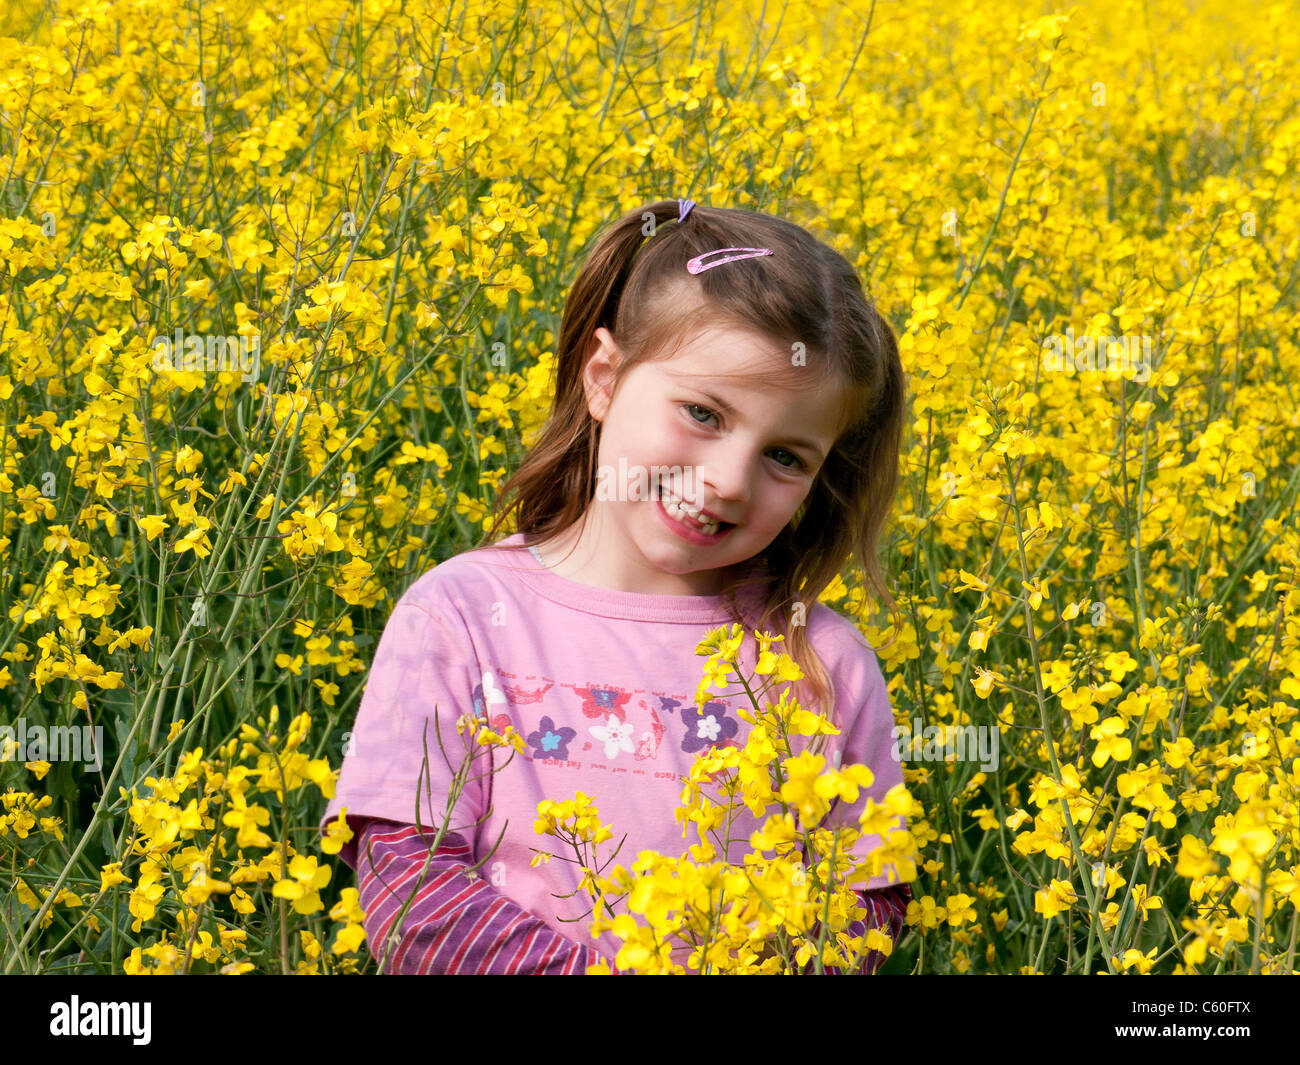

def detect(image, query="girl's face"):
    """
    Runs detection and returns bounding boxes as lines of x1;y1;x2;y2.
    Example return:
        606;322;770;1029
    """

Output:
545;321;847;596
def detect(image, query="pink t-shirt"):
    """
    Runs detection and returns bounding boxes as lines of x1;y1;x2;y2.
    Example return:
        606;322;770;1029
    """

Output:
320;533;906;960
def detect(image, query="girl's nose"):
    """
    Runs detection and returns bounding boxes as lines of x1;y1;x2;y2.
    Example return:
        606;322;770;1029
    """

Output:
698;454;752;507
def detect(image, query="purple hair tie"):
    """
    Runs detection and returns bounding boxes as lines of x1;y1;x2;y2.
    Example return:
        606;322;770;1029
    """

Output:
686;247;774;274
677;199;696;223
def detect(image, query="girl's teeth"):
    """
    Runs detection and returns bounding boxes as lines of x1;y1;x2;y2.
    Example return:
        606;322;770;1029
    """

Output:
664;491;705;518
665;498;719;534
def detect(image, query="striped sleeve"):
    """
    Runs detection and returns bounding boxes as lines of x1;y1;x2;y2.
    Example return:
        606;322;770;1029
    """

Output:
825;883;912;975
354;818;608;975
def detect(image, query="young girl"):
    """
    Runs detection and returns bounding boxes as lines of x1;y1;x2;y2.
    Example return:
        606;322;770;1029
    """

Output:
319;199;911;974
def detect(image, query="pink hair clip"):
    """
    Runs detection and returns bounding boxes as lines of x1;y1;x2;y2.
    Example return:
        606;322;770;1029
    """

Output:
686;247;774;273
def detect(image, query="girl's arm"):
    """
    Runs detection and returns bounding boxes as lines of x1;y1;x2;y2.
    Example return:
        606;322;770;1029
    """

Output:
354;818;611;975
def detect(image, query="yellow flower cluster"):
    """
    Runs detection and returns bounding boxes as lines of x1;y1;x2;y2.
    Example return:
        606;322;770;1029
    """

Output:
534;628;922;974
0;789;62;841
534;793;614;845
456;712;529;755
3;710;367;974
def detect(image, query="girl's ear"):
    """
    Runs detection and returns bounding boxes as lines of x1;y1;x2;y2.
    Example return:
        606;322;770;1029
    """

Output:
582;327;623;422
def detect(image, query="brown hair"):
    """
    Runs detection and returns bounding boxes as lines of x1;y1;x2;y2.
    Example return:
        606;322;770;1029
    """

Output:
475;200;907;738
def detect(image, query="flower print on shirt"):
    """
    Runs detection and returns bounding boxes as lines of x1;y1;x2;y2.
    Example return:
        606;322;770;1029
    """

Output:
473;670;508;721
574;685;632;722
636;704;666;760
680;699;739;754
501;678;553;705
470;671;513;734
590;715;635;759
526;716;577;760
655;695;684;720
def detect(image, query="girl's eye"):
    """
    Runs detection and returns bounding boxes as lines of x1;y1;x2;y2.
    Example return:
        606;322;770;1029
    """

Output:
682;405;807;471
684;403;716;426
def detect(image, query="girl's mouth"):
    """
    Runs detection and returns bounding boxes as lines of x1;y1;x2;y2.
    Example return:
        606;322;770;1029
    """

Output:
654;493;736;543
